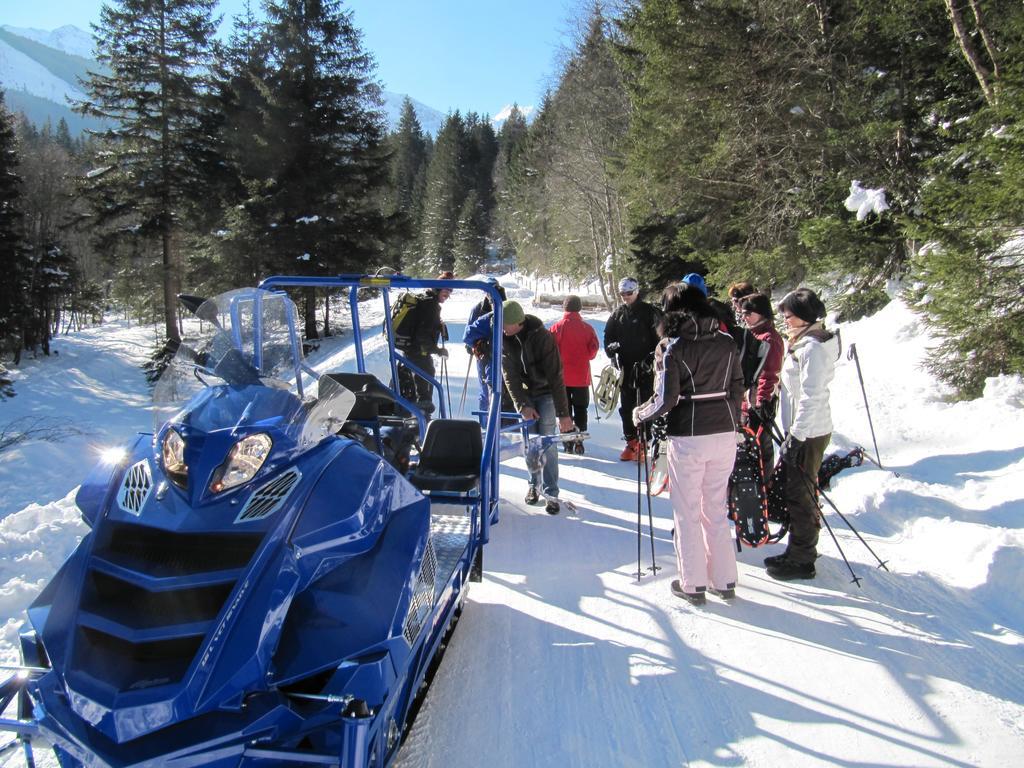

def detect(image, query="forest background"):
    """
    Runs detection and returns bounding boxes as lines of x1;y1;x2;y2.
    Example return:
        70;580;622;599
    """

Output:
0;0;1022;399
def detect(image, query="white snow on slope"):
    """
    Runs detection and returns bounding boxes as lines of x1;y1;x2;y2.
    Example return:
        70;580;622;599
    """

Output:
0;38;87;104
1;25;95;59
1;282;1022;767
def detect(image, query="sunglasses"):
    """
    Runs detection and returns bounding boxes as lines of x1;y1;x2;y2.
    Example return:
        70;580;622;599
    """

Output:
740;310;755;316
620;291;637;297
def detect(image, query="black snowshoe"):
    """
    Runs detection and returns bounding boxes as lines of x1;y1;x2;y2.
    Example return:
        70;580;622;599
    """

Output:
728;426;778;547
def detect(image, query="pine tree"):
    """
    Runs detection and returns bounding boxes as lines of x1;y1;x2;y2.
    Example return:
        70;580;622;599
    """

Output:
216;0;392;337
78;0;219;345
906;1;1024;396
0;91;28;379
386;97;430;270
419;112;468;273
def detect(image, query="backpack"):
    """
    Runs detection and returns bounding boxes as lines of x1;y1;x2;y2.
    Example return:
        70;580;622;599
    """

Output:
389;291;424;346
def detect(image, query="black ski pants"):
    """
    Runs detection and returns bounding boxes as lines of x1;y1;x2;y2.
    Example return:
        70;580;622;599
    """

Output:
397;351;436;413
566;385;590;433
619;365;653;442
782;433;831;565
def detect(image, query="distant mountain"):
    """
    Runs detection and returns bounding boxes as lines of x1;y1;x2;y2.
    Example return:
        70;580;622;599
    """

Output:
2;24;94;59
491;104;535;131
0;24;447;137
379;91;445;136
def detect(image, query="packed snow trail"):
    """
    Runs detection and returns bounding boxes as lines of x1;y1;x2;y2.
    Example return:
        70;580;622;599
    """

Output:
2;281;1023;767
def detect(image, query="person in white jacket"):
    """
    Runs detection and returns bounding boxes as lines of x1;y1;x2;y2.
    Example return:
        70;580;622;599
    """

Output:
765;288;839;581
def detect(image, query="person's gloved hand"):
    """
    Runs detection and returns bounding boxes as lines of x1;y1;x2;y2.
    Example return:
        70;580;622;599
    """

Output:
632;407;643;426
782;434;804;465
472;340;487;359
433;347;449;358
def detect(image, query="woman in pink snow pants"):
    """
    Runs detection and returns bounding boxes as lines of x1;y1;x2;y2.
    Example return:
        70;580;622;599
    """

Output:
634;282;744;605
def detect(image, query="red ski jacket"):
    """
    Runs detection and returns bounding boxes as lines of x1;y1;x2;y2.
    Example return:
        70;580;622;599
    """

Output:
550;311;599;388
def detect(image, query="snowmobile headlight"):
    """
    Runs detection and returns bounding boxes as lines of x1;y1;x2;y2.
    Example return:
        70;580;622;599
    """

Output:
210;433;273;493
161;428;188;487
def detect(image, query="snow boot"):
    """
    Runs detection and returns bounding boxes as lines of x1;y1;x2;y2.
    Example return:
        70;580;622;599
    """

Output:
670;580;706;606
618;438;634;462
767;558;815;581
525;486;541;505
763;553;787;568
708;583;737;600
545;500;560;515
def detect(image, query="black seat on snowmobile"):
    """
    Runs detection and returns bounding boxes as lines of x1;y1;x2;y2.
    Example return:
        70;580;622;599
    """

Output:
409;419;482;493
324;372;400;420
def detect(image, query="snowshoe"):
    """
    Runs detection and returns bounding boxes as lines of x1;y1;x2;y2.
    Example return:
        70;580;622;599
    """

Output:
594;364;622;417
728;426;771;547
818;447;865;490
649;438;670;496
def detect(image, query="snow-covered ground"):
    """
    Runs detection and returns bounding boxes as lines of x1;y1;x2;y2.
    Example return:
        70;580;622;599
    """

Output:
2;277;1022;766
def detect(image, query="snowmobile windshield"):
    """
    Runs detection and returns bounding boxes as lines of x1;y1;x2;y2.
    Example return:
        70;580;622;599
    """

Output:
152;288;355;450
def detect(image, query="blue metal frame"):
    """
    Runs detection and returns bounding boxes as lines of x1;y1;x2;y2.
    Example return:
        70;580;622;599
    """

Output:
0;274;507;768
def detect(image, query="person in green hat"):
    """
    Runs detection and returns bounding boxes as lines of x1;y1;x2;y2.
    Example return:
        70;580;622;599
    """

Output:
500;300;574;515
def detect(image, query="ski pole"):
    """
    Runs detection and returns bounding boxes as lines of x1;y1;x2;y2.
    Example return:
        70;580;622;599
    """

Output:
635;431;643;582
847;344;883;468
457;356;472;416
590;375;601;421
440;341;452;417
640;422;660;574
816;483;890;571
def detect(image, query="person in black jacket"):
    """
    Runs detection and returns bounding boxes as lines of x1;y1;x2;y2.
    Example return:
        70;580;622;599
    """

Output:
395;273;453;413
634;282;743;605
603;277;661;461
501;300;574;514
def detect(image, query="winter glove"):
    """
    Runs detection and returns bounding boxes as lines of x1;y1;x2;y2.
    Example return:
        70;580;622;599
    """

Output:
606;342;620;369
632;407;643;426
433;347;449;359
472;340;488;359
782;435;804;465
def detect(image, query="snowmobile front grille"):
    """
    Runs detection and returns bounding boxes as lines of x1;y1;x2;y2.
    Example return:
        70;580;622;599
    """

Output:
235;468;302;523
402;539;437;645
98;524;264;578
117;460;153;516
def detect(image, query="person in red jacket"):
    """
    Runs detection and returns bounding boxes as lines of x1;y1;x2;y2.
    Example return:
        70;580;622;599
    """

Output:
550;295;599;454
739;292;784;471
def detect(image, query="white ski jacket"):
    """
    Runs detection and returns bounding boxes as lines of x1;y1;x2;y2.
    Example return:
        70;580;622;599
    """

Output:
779;326;839;441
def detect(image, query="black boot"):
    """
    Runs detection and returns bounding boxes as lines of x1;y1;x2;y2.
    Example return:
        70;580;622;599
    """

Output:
763;553;787;568
767;558;815;581
525;486;540;505
670;580;706;606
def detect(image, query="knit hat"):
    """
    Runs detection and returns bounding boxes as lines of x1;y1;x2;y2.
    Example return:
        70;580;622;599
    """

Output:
618;277;639;294
681;273;708;296
739;292;773;320
564;295;582;313
778;288;826;324
502;299;525;326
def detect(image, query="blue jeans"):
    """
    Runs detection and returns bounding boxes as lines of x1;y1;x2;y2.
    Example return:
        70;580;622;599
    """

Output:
529;394;560;500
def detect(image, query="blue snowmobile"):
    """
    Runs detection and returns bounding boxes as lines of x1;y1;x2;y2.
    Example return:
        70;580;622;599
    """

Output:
0;274;507;767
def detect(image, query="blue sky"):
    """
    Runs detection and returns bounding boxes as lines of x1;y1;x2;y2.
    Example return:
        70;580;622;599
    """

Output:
2;0;577;117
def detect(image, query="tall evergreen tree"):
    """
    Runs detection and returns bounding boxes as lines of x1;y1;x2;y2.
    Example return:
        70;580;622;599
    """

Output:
79;0;219;345
0;92;28;378
906;0;1024;395
216;0;391;337
419;112;468;273
386;97;430;270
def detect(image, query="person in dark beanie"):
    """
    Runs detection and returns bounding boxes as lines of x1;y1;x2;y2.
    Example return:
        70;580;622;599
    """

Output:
604;277;662;461
501;300;575;514
765;287;839;581
550;295;599;454
739;292;784;471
